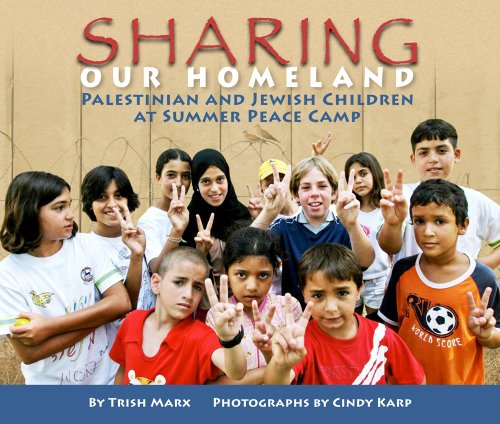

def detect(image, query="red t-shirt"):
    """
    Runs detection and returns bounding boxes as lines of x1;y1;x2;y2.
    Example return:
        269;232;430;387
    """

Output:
110;309;221;384
292;315;424;385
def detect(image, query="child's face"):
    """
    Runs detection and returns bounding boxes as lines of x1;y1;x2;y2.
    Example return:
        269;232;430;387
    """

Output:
349;162;373;198
39;188;74;242
412;202;468;260
303;272;360;340
410;139;461;182
227;255;274;314
198;166;228;207
297;167;335;225
92;180;128;229
152;260;207;320
156;159;191;201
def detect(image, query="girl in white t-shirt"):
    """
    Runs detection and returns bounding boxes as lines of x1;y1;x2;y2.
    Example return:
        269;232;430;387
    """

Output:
81;166;150;311
345;152;390;315
0;171;130;384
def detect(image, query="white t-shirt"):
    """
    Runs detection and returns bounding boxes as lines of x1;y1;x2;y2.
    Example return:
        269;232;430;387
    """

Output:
89;232;154;312
395;183;500;262
0;234;123;385
358;208;390;280
137;206;173;270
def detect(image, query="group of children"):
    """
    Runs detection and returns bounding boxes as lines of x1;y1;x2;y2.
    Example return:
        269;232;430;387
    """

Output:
0;118;498;385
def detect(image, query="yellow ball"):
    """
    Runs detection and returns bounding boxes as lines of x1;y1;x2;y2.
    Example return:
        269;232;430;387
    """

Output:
13;318;30;327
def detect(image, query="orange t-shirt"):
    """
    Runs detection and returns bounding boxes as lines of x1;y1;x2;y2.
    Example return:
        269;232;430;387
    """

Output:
379;253;500;384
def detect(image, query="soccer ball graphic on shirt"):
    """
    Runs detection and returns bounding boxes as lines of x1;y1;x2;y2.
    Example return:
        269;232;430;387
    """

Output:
425;305;457;337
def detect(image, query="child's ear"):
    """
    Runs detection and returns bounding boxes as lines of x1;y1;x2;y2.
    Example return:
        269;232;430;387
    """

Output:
331;189;338;203
151;273;162;295
458;216;469;235
454;148;461;163
410;152;416;165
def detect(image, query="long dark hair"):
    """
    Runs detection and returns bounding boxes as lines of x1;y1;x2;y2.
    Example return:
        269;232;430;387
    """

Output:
1;171;78;253
344;152;384;208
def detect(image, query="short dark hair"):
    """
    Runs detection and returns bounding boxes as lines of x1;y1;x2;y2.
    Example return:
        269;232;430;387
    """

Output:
344;152;385;208
158;246;210;277
223;226;281;271
410;179;468;226
1;171;78;253
81;166;140;222
155;148;192;177
410;119;458;152
298;243;363;290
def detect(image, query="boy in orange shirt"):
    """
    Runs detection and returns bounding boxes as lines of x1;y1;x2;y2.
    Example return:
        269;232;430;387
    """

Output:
378;179;500;384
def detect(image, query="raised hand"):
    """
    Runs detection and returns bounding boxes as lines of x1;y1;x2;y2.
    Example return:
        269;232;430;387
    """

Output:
252;300;276;355
205;275;243;341
467;287;496;342
380;169;407;225
336;169;360;227
246;183;264;219
311;131;332;156
262;162;292;217
168;183;189;234
195;213;214;254
270;294;313;368
114;203;145;257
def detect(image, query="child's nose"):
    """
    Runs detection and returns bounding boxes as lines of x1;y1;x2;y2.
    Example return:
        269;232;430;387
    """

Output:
246;277;257;291
324;297;338;313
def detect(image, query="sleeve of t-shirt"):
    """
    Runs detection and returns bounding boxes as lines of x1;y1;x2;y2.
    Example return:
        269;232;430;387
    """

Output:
0;265;31;329
471;261;500;329
291;356;307;385
377;260;405;327
385;326;425;384
197;324;224;382
84;236;123;294
109;313;128;367
474;191;500;248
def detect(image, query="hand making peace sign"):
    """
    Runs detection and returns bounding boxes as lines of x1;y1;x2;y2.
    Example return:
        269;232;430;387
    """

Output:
195;213;214;254
205;275;244;341
252;301;277;355
336;169;360;227
168;183;189;234
467;287;497;342
246;183;264;219
379;169;408;226
114;203;146;257
311;131;332;156
270;295;313;368
262;161;292;218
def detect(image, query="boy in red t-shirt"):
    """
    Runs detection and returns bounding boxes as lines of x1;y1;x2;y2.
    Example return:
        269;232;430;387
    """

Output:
110;247;247;384
264;243;425;385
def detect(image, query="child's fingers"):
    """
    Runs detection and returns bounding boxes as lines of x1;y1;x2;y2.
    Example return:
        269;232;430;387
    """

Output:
383;169;393;192
284;293;294;327
297;302;314;329
204;278;219;307
347;169;355;193
271;161;280;185
338;171;346;193
179;184;186;203
466;291;478;313
265;305;276;326
219;275;229;304
206;213;215;232
196;214;204;232
395;169;404;190
246;184;254;198
113;207;127;226
343;198;360;210
252;300;261;322
171;183;178;202
479;287;492;312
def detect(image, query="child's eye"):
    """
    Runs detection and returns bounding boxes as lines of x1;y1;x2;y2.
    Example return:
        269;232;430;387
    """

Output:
436;219;446;225
200;179;209;185
259;272;270;279
216;177;225;183
173;280;184;286
412;218;423;225
193;284;203;292
359;171;368;177
311;293;323;300
166;172;176;179
182;173;191;180
338;290;349;297
419;151;427;157
236;272;246;279
115;193;122;199
439;148;449;154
